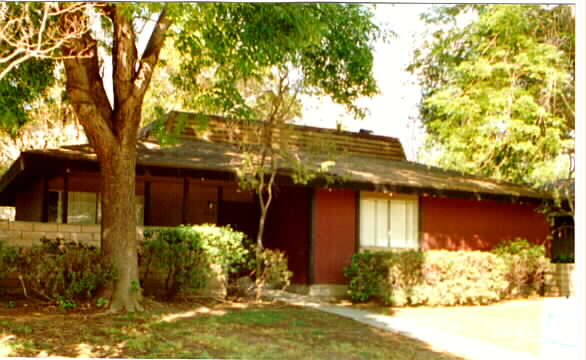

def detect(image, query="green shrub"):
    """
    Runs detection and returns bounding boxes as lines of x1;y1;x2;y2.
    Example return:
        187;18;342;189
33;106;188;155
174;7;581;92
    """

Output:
0;241;18;281
141;224;248;299
492;238;549;296
344;251;390;302
15;237;114;305
256;248;293;290
345;250;510;306
407;251;508;306
552;254;574;263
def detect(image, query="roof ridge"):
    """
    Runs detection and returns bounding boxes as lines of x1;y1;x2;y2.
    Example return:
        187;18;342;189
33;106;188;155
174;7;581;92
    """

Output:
140;111;407;161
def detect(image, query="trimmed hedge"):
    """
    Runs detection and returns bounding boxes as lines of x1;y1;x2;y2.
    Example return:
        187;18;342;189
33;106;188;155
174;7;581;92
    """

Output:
492;238;550;296
141;224;249;298
345;240;548;306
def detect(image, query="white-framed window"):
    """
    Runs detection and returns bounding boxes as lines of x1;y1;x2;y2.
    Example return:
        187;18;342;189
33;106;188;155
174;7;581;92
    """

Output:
359;192;419;249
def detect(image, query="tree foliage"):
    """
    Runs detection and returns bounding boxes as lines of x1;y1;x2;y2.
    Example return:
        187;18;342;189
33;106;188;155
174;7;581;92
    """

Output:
409;4;575;186
172;3;380;120
0;2;93;135
0;59;55;137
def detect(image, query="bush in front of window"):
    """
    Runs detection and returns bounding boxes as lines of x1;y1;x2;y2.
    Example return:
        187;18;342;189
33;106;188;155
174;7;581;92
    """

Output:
344;251;390;302
141;224;249;299
344;249;542;306
406;251;509;306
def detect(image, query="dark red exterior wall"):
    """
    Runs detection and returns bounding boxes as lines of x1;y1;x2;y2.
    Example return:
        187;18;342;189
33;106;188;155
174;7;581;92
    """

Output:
421;197;549;251
264;186;311;284
313;189;356;284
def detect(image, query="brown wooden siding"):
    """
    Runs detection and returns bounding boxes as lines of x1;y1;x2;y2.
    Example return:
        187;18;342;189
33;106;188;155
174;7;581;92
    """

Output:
421;197;549;251
185;182;218;225
264;186;312;284
15;178;44;221
313;188;356;284
149;181;183;226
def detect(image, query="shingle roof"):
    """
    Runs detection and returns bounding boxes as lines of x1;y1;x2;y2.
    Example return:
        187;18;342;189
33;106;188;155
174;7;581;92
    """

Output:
141;111;407;161
17;136;550;201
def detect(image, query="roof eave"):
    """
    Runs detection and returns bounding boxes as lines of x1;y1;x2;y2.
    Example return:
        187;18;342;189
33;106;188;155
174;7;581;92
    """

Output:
0;155;26;194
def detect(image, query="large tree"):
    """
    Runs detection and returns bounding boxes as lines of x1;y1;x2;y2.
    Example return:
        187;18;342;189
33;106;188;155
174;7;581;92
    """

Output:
2;3;381;312
409;4;575;186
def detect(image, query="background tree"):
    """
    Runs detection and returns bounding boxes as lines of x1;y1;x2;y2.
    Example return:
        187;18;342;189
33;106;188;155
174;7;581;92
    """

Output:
2;3;381;312
0;2;93;80
232;68;336;296
0;78;86;172
409;4;575;187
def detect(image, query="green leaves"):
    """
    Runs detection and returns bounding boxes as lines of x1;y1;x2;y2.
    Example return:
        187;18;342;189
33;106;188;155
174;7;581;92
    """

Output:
411;5;574;186
171;3;380;119
0;59;55;137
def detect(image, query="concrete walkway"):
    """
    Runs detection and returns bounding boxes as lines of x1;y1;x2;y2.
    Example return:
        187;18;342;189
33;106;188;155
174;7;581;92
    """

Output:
264;290;543;360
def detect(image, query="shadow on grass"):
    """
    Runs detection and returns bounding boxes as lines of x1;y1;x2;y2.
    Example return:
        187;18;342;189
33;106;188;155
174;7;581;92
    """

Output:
0;300;465;360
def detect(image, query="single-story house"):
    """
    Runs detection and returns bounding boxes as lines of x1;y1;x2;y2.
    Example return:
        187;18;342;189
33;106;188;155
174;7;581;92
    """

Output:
0;111;552;295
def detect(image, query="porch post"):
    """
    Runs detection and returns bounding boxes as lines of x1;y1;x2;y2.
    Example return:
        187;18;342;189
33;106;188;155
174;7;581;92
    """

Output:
144;181;151;226
217;186;223;225
62;170;69;224
308;188;316;285
181;177;190;225
354;190;360;252
41;176;49;222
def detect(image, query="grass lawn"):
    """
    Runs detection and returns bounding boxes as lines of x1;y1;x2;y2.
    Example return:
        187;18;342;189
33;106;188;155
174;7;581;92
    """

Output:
344;298;546;356
0;298;463;359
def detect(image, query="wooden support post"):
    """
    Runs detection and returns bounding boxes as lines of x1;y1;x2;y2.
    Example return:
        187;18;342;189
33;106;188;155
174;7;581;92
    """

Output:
144;181;151;226
217;186;223;225
354;190;360;253
62;171;69;224
182;177;189;225
308;188;316;285
41;176;49;222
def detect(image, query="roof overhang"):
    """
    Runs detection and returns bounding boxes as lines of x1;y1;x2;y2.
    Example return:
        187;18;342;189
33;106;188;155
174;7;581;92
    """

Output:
0;140;554;207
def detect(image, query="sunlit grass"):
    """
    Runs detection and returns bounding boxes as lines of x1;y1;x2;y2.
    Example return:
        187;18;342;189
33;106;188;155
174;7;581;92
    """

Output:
1;302;463;359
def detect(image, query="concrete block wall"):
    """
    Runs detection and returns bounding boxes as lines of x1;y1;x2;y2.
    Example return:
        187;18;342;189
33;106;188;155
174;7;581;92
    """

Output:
0;220;148;248
0;220;102;248
545;263;575;297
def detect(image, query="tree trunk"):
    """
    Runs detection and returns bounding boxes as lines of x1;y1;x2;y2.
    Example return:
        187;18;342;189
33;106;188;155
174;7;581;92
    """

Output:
100;143;143;312
60;4;171;313
254;169;276;300
255;203;268;301
256;204;268;277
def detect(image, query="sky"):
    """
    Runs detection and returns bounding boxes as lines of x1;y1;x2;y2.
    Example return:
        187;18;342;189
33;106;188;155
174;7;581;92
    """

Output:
297;4;432;161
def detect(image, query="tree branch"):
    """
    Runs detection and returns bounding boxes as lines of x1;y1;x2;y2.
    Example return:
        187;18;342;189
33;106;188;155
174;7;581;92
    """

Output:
0;2;95;80
62;31;116;157
111;5;138;114
134;6;172;97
